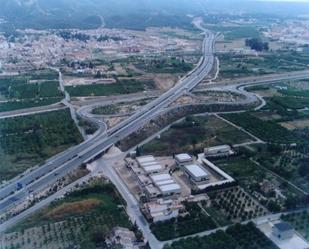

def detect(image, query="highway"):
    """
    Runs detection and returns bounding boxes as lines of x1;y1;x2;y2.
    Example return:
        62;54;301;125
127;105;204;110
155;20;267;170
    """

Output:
2;23;309;218
1;17;309;241
0;22;309;249
0;20;216;218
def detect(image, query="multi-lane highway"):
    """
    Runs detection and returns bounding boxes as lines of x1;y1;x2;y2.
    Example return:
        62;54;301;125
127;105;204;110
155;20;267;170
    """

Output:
0;21;216;218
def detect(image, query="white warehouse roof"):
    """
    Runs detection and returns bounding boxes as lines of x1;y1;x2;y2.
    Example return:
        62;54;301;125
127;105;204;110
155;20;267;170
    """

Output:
158;183;181;193
150;173;172;183
155;179;175;186
175;153;192;162
143;164;163;173
205;145;230;152
185;164;209;178
137;155;156;164
140;161;159;167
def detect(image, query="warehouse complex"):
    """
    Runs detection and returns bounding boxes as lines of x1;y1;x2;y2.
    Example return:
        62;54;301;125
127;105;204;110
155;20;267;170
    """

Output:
175;153;235;190
121;150;234;223
125;156;181;200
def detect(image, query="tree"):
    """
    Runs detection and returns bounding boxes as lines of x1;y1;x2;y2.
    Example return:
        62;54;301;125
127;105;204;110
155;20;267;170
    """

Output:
136;146;141;157
267;200;281;213
245;38;269;52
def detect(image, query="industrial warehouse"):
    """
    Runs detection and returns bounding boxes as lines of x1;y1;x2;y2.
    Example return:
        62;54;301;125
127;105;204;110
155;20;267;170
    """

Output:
116;147;235;223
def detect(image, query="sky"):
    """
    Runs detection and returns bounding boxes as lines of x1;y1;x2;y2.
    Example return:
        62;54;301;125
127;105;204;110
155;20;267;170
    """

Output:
260;0;309;2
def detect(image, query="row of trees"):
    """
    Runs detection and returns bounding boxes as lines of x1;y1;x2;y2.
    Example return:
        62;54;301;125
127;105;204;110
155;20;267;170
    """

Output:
245;38;269;51
164;222;278;249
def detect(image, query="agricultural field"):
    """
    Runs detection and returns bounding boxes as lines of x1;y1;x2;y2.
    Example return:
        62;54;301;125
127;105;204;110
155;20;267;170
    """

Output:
164;222;279;249
150;202;217;241
221;112;300;144
213;154;304;211
270;96;309;110
208;187;268;222
0;69;62;112
133;57;194;74
253;143;309;195
0;98;62;112
205;24;261;41
217;51;309;80
141;115;254;156
0;109;83;183
281;211;309;240
1;182;134;249
248;83;309;122
66;79;155;97
241;84;309;194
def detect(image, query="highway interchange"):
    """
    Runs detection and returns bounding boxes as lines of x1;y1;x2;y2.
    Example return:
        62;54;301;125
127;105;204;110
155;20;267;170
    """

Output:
0;20;216;219
1;18;309;248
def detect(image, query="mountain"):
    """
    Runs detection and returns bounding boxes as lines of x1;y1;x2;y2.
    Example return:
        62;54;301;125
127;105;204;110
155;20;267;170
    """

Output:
0;0;308;31
0;0;205;30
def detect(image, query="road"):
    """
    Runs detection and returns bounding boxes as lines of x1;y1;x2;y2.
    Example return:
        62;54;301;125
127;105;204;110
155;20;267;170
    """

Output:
2;68;309;120
0;20;216;219
2;22;309;225
98;156;164;249
1;18;309;247
0;103;65;119
163;206;309;247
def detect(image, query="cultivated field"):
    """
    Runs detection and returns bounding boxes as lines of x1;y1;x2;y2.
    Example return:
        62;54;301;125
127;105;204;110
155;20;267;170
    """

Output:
0;109;83;183
141;115;254;156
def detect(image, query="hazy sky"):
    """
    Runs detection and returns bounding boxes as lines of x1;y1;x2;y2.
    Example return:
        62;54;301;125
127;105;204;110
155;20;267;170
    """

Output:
261;0;309;2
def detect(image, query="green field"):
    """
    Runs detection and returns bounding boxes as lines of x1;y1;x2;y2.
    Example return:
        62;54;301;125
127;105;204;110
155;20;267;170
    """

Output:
279;87;309;98
218;51;309;79
215;157;266;192
248;82;309;121
0;98;62;112
66;79;155;97
0;109;83;182
0;70;63;112
221;112;299;144
0;70;60;100
213;153;305;211
141;115;253;156
206;25;260;40
4;80;61;99
133;57;193;74
92;104;120;115
164;222;279;249
4;183;133;249
228;85;309;195
270;96;309;110
253;143;309;195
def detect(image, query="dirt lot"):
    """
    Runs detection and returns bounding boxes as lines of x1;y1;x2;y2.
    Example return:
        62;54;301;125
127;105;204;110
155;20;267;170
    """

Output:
215;37;247;52
63;76;116;86
252;88;282;98
46;199;101;219
104;116;127;128
252;112;283;121
114;63;127;75
279;119;309;130
153;73;178;90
